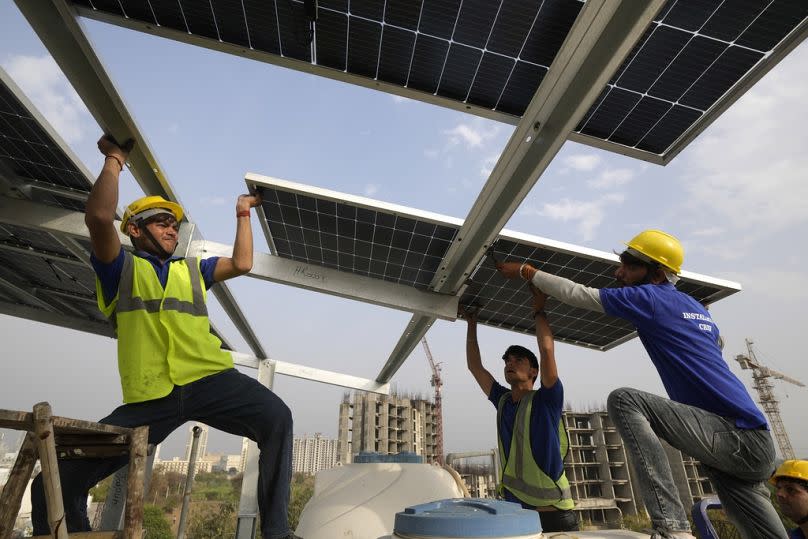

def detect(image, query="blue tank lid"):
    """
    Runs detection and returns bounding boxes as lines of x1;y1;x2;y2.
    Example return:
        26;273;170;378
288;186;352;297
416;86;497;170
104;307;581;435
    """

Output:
394;498;541;537
353;451;424;463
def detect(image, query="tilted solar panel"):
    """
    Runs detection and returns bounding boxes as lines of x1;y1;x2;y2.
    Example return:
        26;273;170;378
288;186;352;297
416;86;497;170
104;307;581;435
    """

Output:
0;79;90;194
70;0;581;118
575;0;808;155
248;175;740;350
70;0;807;161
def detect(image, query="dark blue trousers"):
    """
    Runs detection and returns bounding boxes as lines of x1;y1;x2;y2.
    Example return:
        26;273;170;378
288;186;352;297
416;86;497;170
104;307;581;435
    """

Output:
31;369;293;538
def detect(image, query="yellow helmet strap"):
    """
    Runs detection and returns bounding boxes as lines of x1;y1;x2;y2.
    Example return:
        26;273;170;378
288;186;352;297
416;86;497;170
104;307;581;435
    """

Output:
131;213;178;260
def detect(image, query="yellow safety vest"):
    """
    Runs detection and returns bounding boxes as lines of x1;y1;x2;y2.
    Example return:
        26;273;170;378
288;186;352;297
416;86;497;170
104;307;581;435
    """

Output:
97;252;233;403
497;390;574;510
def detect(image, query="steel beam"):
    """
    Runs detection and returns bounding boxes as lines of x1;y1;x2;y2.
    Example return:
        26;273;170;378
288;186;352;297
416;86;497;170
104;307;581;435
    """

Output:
191;240;459;321
0;300;112;337
376;0;665;382
231;353;390;395
14;0;266;359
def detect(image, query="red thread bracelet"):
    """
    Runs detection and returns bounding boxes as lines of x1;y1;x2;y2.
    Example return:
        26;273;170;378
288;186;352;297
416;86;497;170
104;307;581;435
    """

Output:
105;155;124;172
236;210;251;218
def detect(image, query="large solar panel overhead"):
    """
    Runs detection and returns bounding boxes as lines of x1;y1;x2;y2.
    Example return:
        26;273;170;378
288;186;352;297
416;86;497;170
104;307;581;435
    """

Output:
70;0;807;160
575;0;808;155
248;175;740;350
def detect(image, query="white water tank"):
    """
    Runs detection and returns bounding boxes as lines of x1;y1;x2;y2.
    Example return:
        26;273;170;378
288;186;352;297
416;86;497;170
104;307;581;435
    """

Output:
294;461;465;539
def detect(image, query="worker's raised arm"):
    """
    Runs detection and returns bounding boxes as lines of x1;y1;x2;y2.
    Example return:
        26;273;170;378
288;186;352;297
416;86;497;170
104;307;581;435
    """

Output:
497;261;604;313
85;136;132;263
530;284;559;389
463;309;495;397
213;193;262;282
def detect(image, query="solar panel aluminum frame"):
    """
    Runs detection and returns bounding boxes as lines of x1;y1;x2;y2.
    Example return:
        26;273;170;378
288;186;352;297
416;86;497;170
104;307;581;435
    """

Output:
15;0;268;359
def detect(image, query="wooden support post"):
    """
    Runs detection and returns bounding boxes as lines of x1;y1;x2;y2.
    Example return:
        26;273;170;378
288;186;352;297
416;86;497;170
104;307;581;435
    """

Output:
123;426;148;539
0;433;38;539
32;402;68;539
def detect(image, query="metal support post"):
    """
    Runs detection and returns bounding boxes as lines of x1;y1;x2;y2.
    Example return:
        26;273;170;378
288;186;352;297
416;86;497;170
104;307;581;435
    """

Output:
235;360;276;539
177;426;203;539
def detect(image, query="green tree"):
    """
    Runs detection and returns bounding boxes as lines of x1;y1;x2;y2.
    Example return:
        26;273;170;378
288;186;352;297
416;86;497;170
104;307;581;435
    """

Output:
186;501;237;538
287;473;315;531
143;504;173;539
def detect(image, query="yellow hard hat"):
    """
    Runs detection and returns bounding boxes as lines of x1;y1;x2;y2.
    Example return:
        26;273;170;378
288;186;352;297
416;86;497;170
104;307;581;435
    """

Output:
770;460;808;485
120;195;184;233
625;229;684;274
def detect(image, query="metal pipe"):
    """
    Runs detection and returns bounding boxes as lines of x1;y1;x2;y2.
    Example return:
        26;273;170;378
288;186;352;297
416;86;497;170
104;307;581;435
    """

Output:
177;426;203;539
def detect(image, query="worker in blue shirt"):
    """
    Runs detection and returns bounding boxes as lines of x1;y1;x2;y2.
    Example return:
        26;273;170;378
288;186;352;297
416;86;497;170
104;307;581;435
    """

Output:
497;230;786;539
772;460;808;539
463;285;578;532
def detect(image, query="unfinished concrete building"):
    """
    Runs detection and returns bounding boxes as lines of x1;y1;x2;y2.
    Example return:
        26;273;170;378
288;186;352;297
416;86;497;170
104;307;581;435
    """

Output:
338;392;439;464
562;410;640;527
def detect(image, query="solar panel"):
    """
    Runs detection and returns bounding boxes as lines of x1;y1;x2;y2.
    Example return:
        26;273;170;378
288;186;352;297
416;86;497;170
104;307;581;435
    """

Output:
71;0;807;161
251;177;461;290
248;175;739;350
575;0;808;155
70;0;583;118
0;76;92;197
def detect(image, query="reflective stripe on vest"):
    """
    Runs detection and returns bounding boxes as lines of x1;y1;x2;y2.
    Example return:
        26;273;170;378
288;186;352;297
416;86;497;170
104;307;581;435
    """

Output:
97;252;233;403
497;390;574;509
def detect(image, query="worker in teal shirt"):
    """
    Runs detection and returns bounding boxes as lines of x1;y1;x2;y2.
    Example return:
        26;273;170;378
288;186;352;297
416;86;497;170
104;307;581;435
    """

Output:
463;284;578;532
497;229;785;539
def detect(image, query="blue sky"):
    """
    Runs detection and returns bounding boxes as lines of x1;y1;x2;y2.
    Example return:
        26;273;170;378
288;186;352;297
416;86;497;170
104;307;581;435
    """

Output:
1;2;807;460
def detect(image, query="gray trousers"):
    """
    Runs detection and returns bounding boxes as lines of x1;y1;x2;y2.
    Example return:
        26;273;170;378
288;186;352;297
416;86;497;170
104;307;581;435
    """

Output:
607;387;787;539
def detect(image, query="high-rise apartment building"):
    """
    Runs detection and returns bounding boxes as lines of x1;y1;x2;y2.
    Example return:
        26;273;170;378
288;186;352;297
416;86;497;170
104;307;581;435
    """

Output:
292;433;339;475
338;392;439;464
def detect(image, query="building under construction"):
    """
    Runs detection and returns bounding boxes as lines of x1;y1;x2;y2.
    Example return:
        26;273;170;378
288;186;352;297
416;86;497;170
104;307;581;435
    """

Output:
338;392;440;464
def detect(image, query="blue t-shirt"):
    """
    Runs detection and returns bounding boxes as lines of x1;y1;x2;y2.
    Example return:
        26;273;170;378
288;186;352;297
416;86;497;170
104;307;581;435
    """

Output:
90;247;219;304
488;379;564;506
790;528;806;539
600;283;766;429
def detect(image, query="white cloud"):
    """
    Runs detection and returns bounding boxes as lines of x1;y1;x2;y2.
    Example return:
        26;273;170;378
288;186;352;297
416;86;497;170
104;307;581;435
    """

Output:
363;183;379;197
522;193;625;241
444;124;485;148
198;195;229;207
588;168;635;189
2;54;90;144
678;44;808;253
480;154;499;178
563;153;601;172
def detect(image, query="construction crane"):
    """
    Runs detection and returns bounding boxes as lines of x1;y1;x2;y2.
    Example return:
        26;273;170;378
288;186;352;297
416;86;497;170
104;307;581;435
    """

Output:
734;338;805;460
421;337;444;465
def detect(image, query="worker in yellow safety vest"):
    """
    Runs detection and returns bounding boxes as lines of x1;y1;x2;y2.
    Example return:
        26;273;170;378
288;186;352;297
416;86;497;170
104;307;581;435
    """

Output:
31;135;301;539
462;284;577;532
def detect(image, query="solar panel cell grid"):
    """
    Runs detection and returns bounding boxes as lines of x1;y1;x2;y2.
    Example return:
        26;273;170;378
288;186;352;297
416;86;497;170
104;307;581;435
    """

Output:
576;0;807;155
258;185;458;290
0;81;91;192
251;176;737;349
0;224;77;258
